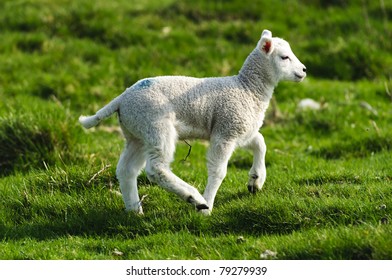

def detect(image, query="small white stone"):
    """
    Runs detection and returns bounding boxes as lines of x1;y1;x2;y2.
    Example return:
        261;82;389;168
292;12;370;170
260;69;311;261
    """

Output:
113;248;123;256
260;249;277;259
297;98;321;110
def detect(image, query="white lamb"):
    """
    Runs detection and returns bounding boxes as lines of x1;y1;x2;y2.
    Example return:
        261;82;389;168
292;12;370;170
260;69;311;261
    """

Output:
79;29;306;215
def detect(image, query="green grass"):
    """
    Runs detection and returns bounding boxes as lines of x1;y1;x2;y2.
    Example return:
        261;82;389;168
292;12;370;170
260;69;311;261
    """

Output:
1;0;391;259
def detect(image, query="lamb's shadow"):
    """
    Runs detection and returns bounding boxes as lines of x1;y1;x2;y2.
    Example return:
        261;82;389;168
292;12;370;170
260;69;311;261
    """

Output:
210;206;301;236
1;203;138;241
2;187;297;242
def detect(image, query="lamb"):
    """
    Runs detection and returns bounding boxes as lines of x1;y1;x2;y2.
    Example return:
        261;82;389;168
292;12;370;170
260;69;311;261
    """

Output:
79;29;306;215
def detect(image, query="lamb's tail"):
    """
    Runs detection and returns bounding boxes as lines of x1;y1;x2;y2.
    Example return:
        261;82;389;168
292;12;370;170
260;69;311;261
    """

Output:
79;96;121;129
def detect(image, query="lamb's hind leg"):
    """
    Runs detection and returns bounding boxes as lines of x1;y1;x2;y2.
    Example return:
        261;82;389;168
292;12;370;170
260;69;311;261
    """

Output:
245;133;267;194
144;124;208;210
116;139;146;213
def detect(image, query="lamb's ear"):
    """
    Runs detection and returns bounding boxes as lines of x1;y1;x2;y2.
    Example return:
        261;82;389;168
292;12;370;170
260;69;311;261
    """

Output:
259;29;274;55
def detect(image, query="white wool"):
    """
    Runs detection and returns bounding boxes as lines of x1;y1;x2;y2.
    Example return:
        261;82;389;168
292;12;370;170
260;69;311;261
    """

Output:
79;29;306;214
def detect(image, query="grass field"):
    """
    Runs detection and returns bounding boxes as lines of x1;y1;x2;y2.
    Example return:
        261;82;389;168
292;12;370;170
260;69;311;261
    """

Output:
1;0;391;259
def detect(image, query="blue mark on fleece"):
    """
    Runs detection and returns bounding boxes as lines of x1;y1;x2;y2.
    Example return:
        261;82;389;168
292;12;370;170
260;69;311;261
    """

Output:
137;79;152;89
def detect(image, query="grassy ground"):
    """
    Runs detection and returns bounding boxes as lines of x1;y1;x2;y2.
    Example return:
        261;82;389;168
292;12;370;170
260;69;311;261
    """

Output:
1;0;391;259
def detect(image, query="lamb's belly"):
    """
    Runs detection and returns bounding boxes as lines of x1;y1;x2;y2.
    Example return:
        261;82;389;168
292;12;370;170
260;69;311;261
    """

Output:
175;121;210;140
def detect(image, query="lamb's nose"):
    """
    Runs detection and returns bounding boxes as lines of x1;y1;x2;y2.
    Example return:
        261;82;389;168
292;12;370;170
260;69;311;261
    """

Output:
303;67;307;73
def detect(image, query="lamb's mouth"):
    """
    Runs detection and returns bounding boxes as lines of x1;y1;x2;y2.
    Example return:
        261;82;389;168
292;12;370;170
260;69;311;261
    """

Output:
295;74;304;80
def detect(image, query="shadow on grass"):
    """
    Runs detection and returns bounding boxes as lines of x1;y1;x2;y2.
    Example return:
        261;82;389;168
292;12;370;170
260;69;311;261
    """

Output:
1;195;301;242
210;206;302;236
4;186;382;242
312;135;392;160
295;173;363;186
1;204;145;241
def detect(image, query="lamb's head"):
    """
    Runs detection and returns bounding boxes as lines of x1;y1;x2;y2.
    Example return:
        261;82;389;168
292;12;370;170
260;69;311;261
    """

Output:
257;30;306;83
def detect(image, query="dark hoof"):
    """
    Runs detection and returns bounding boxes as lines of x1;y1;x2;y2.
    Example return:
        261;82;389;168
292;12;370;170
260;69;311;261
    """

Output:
187;196;209;210
196;204;209;210
248;185;257;194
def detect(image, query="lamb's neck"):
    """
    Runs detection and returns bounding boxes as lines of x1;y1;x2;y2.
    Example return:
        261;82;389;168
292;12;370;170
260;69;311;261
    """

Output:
237;49;277;101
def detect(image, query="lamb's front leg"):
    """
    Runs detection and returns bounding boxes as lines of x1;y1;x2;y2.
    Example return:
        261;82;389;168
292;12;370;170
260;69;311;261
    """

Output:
201;140;236;215
245;133;267;194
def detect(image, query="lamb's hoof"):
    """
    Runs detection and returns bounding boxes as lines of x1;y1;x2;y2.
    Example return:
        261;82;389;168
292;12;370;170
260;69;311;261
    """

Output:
187;195;208;210
196;204;209;210
248;184;258;194
248;174;263;194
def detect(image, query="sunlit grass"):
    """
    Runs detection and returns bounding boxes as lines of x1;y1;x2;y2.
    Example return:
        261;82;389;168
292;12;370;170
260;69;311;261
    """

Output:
1;0;391;259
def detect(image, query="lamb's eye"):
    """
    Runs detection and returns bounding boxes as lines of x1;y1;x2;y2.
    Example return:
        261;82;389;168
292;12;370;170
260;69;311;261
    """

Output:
281;56;290;60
